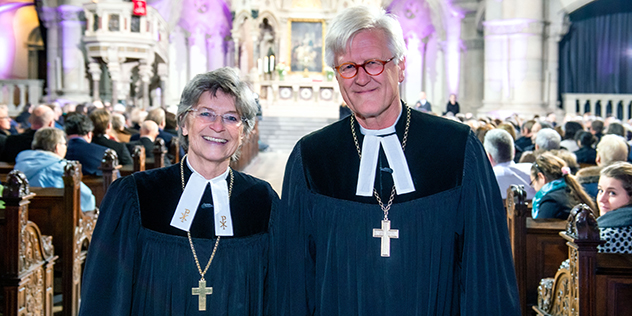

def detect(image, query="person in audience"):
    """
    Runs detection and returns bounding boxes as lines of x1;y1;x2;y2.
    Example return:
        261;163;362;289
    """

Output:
443;93;460;115
110;112;132;143
0;104;56;163
519;127;561;163
576;134;629;199
89;109;133;166
79;67;279;315
0;104;11;153
530;152;596;219
413;91;432;112
605;121;625;137
596;162;632;253
574;130;597;165
484;129;536;199
64;113;110;176
14;127;96;212
514;120;535;162
590;119;605;144
164;110;178;136
130;107;173;146
496;122;517;140
46;102;64;129
125;120;171;166
560;121;583;152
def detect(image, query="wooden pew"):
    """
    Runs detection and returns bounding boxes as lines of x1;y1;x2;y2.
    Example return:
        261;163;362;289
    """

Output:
534;204;632;316
1;170;57;316
27;161;98;316
169;137;180;164
506;185;569;315
119;145;145;177
82;149;119;207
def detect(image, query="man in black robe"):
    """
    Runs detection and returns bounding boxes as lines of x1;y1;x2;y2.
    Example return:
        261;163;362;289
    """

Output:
267;5;520;315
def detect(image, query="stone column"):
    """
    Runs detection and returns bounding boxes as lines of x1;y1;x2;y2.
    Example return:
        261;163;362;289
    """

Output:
481;0;546;116
139;60;153;109
104;46;123;105
40;6;59;102
88;59;102;101
157;63;168;108
188;30;207;79
58;5;89;101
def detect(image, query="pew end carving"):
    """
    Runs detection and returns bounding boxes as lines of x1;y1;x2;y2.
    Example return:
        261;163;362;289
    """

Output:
1;170;57;316
534;204;632;316
153;138;167;169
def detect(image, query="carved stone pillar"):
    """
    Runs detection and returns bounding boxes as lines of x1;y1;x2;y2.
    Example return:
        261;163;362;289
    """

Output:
88;60;102;101
206;33;225;71
104;46;123;105
139;60;153;109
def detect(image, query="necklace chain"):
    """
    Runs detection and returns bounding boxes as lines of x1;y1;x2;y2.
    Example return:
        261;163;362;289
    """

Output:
350;105;411;219
180;154;233;280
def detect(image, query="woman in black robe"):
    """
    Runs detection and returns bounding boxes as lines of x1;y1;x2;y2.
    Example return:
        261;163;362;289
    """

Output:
79;68;278;315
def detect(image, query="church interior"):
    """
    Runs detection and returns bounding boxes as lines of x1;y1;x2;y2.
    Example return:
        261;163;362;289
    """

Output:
1;0;632;315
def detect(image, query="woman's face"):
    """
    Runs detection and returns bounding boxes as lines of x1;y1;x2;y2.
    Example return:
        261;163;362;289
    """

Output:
530;172;546;193
597;176;630;215
182;90;243;171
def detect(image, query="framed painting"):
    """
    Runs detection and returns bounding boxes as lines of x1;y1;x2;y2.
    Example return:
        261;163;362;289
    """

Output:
287;19;325;73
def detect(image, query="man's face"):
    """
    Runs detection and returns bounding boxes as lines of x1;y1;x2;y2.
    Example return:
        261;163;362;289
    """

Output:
335;29;405;128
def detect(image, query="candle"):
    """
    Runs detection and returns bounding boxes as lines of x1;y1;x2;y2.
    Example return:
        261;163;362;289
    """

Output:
264;56;269;73
270;55;275;72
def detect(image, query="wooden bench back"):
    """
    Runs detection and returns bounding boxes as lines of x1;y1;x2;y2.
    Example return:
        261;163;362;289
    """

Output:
26;161;98;316
1;170;57;316
506;185;568;315
534;204;632;316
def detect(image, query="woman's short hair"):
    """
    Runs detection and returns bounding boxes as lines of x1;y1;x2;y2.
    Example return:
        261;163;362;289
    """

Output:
32;127;66;152
597;134;629;166
176;67;258;152
601;161;632;199
325;5;407;68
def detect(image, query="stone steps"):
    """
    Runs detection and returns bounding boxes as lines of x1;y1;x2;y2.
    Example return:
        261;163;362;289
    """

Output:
257;116;337;152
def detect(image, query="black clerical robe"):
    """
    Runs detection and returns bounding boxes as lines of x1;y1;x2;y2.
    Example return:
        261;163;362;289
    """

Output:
267;108;520;315
79;162;278;315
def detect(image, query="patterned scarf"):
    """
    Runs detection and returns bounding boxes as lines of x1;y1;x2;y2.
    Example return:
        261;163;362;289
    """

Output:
532;178;567;218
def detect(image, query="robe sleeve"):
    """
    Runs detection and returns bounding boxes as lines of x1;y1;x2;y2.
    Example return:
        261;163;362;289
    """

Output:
266;142;314;316
79;176;140;315
459;132;521;315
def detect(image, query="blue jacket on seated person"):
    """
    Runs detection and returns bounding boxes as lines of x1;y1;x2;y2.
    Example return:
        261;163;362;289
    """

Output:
15;149;96;212
65;137;109;176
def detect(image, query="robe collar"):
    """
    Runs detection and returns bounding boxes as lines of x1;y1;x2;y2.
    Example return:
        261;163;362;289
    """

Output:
170;158;234;236
356;109;415;196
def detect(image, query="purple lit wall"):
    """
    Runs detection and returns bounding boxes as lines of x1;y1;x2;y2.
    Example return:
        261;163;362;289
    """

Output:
0;2;34;79
444;5;464;96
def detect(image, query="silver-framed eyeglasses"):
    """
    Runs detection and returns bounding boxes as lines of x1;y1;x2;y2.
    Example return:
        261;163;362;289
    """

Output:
187;107;244;127
335;57;396;79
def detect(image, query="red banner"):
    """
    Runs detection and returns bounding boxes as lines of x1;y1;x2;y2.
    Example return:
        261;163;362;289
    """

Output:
133;0;147;16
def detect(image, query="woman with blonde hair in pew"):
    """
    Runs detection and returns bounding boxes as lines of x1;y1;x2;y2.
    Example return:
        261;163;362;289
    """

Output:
530;152;596;219
596;161;632;253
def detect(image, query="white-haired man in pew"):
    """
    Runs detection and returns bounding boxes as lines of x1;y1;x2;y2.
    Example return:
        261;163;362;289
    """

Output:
14;127;96;212
484;128;537;199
